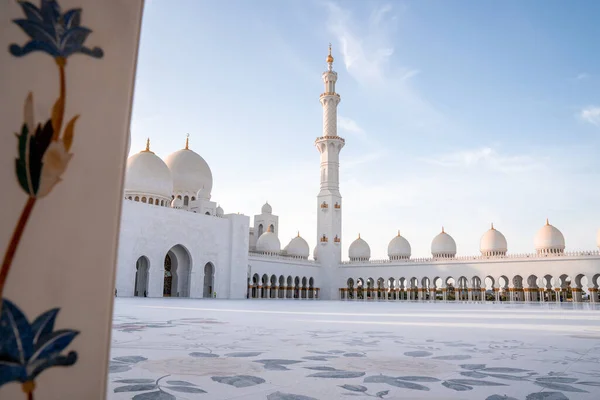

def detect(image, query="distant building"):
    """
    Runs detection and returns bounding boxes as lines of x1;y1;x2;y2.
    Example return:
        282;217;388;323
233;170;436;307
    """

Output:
115;47;600;304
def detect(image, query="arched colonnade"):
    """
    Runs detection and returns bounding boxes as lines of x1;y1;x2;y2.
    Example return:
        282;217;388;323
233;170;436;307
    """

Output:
248;274;319;299
340;274;600;303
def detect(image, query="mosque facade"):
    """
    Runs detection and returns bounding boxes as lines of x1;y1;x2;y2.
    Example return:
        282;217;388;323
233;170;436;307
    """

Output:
115;47;600;304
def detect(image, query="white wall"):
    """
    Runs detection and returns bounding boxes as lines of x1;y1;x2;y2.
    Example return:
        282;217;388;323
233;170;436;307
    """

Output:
116;200;249;299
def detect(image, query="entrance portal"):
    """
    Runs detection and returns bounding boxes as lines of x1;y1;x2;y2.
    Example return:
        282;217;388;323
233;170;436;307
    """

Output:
163;244;192;297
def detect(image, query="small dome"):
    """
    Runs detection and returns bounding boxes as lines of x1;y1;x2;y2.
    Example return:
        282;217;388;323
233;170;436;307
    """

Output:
349;234;370;261
216;205;224;217
196;186;211;201
261;202;272;214
124;143;173;200
256;226;280;254
313;245;318;261
285;233;309;259
535;219;565;255
480;224;507;256
170;197;183;208
388;231;411;260
431;227;456;258
164;142;213;198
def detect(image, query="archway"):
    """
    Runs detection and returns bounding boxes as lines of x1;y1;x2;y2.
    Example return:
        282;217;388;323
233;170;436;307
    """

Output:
294;276;300;299
388;277;396;300
261;274;269;298
445;277;456;300
357;278;364;300
134;256;149;297
279;275;285;298
347;278;355;300
203;263;215;298
377;277;385;300
287;276;293;298
252;273;259;298
485;276;495;301
270;275;277;299
302;277;308;299
164;244;192;297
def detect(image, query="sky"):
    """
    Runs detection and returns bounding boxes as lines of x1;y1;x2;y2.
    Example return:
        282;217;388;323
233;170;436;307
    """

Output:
130;0;600;259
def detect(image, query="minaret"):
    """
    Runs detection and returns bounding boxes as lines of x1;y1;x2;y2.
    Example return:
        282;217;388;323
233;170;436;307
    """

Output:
315;44;345;282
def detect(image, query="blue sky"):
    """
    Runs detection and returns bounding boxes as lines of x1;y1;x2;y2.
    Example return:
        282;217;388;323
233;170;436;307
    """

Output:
130;0;600;259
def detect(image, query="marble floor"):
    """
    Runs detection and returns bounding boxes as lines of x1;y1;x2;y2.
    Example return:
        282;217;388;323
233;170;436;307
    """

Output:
108;298;600;400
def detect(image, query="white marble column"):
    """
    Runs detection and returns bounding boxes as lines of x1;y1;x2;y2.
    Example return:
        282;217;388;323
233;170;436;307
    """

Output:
590;288;598;303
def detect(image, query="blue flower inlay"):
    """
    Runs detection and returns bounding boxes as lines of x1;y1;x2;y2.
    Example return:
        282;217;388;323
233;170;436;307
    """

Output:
9;0;103;59
0;298;79;387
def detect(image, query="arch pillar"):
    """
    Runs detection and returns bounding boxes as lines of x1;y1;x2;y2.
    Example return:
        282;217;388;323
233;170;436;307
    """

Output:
493;288;500;302
572;288;582;303
589;288;598;303
554;287;561;304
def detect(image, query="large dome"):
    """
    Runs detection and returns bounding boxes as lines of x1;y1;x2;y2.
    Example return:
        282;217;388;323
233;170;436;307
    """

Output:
431;228;456;258
535;219;565;254
284;233;309;259
349;234;371;261
164;143;213;199
124;143;173;201
388;231;411;260
480;224;507;256
256;227;281;254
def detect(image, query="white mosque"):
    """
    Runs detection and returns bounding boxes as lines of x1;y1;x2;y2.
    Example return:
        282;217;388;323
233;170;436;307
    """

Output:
115;47;600;304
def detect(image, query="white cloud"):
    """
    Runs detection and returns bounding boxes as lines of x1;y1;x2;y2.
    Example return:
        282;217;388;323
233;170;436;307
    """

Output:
325;2;398;86
576;73;590;80
338;116;364;135
580;106;600;127
422;147;544;173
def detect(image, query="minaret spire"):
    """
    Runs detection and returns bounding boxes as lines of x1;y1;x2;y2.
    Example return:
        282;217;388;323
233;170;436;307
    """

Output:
327;43;334;71
315;44;345;298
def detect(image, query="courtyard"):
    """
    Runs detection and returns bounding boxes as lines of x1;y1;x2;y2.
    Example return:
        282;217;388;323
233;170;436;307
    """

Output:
108;299;600;399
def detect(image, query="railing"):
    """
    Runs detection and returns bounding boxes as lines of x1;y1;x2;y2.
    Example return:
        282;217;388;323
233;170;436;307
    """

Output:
248;251;317;264
315;135;345;143
340;250;600;266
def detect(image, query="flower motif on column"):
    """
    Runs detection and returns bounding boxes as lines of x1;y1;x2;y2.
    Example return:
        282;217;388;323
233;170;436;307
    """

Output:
1;0;104;395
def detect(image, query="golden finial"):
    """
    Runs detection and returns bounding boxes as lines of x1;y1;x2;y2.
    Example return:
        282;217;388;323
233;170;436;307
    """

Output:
326;43;334;63
297;231;300;237
397;230;401;237
491;222;495;230
358;233;361;239
441;226;445;233
185;133;190;150
546;218;549;226
267;225;273;233
145;138;150;152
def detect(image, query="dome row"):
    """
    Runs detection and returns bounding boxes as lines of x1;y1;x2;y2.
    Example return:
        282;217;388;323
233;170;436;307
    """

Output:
124;138;213;202
255;228;310;259
348;221;569;261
